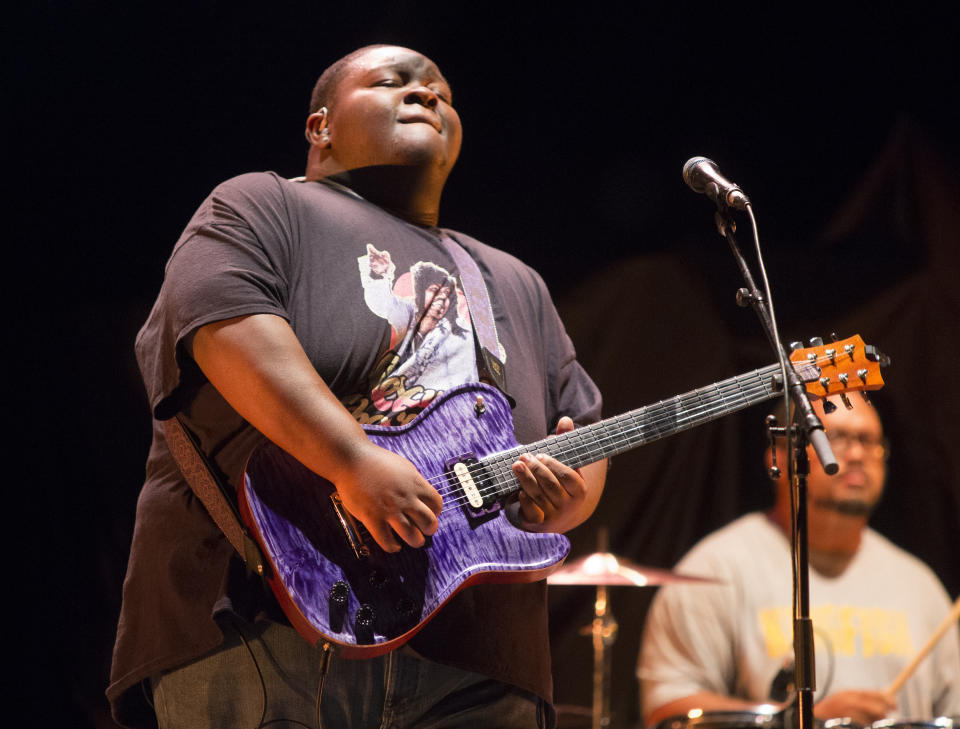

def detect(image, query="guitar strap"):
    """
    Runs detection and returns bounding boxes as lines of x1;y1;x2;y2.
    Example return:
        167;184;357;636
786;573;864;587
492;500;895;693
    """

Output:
162;416;269;576
440;233;511;400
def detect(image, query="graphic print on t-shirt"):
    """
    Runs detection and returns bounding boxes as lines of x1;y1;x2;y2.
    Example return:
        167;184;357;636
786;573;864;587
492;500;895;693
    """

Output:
758;603;914;660
343;244;478;426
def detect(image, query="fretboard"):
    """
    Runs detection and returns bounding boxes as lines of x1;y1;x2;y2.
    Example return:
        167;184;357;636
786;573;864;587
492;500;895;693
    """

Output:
482;361;794;496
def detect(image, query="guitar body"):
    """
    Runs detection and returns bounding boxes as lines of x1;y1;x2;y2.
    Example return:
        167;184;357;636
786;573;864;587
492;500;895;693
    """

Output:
239;382;570;657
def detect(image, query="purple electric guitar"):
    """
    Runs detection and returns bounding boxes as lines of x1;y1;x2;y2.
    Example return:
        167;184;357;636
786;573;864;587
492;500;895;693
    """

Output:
238;335;885;656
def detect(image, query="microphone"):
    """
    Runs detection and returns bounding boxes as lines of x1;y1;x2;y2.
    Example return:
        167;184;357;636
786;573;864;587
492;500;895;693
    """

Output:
682;157;750;210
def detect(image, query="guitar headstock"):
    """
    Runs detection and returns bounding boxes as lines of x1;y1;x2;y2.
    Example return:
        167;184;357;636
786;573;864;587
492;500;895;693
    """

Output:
790;334;888;399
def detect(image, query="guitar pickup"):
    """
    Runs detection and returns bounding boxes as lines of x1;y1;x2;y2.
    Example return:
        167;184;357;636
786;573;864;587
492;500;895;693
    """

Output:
330;492;371;559
445;454;501;517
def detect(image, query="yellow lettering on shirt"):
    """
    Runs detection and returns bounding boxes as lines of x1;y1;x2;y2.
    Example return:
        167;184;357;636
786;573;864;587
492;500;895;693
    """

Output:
758;608;792;658
758;604;913;659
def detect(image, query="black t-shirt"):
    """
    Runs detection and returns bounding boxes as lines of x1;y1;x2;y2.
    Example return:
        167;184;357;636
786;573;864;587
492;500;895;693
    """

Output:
109;172;602;727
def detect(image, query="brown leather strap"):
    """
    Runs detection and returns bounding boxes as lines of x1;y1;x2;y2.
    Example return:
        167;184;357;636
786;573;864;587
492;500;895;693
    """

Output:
162;416;267;574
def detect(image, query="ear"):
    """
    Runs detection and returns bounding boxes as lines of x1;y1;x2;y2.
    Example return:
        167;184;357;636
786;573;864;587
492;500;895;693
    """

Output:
304;107;331;148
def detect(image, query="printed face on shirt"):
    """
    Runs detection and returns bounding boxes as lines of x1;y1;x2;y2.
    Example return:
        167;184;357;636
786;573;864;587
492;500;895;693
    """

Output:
420;283;452;333
323;46;462;177
805;396;887;516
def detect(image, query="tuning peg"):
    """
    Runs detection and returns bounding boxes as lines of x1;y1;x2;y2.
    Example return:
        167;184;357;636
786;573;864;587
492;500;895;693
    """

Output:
824;348;837;365
789;341;804;352
809;336;824;347
822;398;838;414
864;347;891;368
829;332;841;342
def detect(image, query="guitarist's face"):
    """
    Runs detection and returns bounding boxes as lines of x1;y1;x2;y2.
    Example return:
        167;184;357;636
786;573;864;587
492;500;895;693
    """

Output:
320;46;462;177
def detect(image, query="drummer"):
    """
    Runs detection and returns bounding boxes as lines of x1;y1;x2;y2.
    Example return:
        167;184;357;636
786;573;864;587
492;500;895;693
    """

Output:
637;394;960;725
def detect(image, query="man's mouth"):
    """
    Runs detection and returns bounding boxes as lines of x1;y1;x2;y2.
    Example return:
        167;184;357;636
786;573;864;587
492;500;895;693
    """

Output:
399;114;442;132
814;497;875;517
841;470;868;490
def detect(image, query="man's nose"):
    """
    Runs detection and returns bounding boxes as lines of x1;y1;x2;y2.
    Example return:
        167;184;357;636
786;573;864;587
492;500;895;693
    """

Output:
404;86;439;108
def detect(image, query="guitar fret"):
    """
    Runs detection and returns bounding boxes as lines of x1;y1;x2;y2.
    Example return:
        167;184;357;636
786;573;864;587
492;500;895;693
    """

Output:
481;362;788;489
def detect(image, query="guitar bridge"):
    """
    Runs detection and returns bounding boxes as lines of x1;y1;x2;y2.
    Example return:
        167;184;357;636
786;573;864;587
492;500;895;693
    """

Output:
330;493;371;559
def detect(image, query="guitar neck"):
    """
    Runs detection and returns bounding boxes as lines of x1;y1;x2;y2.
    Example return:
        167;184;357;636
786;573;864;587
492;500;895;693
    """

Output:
485;362;786;488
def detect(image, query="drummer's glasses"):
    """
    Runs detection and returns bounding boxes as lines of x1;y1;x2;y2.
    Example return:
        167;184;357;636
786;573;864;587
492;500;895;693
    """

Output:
824;430;889;460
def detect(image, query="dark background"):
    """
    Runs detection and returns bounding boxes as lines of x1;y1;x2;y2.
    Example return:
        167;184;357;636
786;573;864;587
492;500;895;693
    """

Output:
13;3;959;726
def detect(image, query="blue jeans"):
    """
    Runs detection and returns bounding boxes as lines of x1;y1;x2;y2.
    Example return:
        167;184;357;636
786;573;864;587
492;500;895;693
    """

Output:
151;618;548;729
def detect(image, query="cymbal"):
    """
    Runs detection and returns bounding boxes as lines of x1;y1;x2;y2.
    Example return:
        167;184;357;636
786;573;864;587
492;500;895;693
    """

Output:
547;551;718;587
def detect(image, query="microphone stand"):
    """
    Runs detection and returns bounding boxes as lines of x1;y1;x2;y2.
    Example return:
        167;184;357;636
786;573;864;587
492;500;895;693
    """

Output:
709;199;838;729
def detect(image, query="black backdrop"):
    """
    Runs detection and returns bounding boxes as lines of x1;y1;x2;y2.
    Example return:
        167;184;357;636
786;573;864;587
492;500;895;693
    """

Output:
12;3;959;726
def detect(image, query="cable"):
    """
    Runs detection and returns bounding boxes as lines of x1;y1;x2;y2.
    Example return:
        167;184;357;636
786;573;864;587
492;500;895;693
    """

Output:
234;620;319;729
314;643;333;729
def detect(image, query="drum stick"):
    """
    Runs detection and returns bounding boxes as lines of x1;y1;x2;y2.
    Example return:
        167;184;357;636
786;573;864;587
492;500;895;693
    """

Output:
884;594;960;700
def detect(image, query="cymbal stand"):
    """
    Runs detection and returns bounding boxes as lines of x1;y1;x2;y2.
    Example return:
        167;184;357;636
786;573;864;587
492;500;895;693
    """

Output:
578;528;617;729
586;582;617;729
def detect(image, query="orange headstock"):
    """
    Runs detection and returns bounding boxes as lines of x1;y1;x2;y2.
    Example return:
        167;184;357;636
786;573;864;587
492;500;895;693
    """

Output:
789;334;887;399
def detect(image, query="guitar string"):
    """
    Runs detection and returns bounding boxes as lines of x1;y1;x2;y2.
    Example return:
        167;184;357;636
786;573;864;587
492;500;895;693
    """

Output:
437;386;770;513
428;350;873;513
414;348;847;502
441;365;847;512
312;350;866;542
429;373;773;512
460;373;773;505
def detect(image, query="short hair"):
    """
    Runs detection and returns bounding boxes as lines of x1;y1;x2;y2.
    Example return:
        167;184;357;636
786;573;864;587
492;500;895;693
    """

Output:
309;44;391;114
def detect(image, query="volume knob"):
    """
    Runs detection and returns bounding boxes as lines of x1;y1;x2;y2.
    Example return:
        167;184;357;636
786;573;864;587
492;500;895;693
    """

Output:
329;580;350;606
355;604;376;628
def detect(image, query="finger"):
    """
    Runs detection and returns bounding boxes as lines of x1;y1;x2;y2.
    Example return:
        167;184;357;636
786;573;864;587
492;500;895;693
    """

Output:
513;455;562;511
837;692;894;724
388;513;426;549
417;480;444;516
533;453;586;499
862;691;896;717
555;416;575;435
367;520;402;553
406;501;440;537
517;490;545;525
848;691;893;717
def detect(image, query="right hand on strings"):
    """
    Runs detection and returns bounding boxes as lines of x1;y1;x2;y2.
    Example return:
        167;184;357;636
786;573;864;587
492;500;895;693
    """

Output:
332;441;442;552
191;313;441;553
